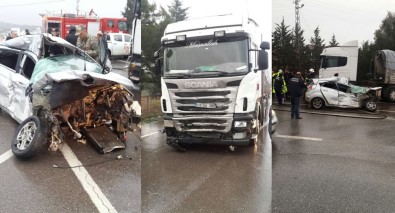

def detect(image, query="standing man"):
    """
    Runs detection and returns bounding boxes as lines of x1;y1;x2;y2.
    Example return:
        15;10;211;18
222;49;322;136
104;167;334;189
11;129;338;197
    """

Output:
65;25;78;46
288;72;306;119
76;24;99;61
273;69;287;105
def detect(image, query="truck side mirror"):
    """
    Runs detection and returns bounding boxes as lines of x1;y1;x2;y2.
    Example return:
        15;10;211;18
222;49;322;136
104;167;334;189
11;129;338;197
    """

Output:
258;41;270;70
155;58;162;75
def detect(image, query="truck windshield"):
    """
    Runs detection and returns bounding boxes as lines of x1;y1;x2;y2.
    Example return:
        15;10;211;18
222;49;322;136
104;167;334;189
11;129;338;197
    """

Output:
164;39;248;78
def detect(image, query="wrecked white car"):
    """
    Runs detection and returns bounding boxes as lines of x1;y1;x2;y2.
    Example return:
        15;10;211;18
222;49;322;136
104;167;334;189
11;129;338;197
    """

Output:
305;77;381;112
0;34;141;159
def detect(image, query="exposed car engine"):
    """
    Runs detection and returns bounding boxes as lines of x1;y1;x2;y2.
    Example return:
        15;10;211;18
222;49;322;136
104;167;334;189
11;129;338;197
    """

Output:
46;84;139;152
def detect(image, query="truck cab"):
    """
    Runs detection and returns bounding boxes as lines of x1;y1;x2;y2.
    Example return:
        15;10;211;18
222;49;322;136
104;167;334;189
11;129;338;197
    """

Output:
319;40;358;82
155;15;271;149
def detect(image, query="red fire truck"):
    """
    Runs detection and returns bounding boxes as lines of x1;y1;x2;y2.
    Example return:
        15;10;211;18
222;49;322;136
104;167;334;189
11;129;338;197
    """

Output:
42;11;128;38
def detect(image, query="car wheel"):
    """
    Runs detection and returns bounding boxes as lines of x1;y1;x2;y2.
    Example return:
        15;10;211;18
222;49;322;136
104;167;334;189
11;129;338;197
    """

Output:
364;98;377;112
11;116;46;159
311;97;324;109
384;87;395;102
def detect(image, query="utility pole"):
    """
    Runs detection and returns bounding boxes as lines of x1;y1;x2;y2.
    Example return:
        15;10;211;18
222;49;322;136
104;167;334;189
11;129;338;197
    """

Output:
76;0;80;15
294;0;304;71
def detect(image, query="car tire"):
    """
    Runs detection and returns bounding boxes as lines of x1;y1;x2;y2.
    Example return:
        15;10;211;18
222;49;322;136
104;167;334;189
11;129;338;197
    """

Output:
11;116;46;160
311;97;324;109
364;98;377;112
384;87;395;103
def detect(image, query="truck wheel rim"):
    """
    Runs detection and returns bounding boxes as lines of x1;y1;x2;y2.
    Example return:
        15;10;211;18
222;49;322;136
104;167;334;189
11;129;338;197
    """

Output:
390;91;395;101
16;121;36;151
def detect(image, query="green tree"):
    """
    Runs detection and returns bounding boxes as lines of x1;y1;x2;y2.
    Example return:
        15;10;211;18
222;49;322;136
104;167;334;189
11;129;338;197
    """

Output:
374;12;395;51
122;0;135;33
329;34;339;47
293;23;307;71
140;0;189;95
168;0;189;22
272;18;295;71
310;26;325;72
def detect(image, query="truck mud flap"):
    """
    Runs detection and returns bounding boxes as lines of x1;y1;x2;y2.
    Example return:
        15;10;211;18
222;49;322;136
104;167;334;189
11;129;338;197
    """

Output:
82;126;125;153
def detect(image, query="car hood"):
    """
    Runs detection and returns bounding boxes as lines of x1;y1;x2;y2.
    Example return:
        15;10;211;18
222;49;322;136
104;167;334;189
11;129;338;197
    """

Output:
1;34;76;58
32;70;138;92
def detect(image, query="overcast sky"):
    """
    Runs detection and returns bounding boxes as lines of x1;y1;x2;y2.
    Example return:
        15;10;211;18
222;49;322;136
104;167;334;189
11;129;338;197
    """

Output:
273;0;395;46
0;0;126;26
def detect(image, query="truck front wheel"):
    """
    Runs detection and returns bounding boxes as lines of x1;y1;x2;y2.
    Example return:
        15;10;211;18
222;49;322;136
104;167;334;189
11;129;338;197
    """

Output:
384;87;395;102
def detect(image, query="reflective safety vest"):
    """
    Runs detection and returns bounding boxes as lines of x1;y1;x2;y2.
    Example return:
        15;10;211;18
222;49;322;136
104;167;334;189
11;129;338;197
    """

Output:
272;72;288;94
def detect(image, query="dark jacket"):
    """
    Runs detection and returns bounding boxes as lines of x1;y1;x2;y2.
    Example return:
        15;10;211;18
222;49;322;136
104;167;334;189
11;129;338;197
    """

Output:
65;26;78;46
288;77;306;97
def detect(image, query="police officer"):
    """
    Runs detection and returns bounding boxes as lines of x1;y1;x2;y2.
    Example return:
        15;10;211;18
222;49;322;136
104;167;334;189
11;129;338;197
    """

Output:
288;72;306;119
273;69;288;105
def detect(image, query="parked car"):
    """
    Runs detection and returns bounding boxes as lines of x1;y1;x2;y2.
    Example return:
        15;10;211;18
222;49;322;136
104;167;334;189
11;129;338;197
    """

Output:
106;32;132;58
305;77;381;112
0;34;141;159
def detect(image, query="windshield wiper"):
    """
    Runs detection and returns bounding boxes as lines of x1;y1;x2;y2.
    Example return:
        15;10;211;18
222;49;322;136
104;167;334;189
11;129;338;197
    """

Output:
164;73;192;79
191;70;230;77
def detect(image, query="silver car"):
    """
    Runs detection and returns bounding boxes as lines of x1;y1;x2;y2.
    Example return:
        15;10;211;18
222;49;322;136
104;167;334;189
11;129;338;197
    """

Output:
0;34;141;159
305;77;381;112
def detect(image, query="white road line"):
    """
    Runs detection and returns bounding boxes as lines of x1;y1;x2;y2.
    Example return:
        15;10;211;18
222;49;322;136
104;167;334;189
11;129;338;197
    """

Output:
274;134;323;141
378;110;395;113
141;131;160;138
59;144;117;213
0;149;13;165
386;117;395;121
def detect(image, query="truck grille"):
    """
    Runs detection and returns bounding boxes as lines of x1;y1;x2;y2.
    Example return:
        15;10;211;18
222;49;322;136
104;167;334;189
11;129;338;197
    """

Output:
173;116;232;133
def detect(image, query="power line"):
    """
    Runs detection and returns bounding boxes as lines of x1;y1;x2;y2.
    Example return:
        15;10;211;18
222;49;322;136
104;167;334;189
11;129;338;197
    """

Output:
0;0;65;8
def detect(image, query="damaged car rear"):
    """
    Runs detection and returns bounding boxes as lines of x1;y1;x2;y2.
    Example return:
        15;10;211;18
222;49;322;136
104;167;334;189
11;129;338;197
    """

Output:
305;77;381;112
0;34;141;159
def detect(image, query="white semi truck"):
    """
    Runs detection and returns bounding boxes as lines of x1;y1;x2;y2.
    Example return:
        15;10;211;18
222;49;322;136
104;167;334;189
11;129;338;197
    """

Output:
319;40;395;102
154;15;271;150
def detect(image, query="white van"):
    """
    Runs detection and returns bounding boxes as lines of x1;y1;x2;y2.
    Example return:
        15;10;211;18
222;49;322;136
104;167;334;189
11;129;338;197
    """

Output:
106;32;132;58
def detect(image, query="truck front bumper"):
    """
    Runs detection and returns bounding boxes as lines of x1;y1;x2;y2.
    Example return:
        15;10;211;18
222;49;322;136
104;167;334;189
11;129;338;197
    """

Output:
163;113;256;146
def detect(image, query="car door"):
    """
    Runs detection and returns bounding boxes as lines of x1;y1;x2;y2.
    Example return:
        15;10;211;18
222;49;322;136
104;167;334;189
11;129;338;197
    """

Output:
0;63;32;123
337;83;359;107
320;81;339;106
112;34;124;56
123;34;132;56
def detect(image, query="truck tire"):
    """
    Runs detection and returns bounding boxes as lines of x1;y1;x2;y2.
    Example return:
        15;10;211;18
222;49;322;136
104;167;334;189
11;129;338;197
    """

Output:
249;107;261;146
384;87;395;102
311;97;324;109
364;98;377;112
11;116;47;160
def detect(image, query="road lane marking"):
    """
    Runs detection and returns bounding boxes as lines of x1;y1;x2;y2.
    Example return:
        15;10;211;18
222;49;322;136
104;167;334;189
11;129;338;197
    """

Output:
59;143;117;213
378;110;395;113
0;149;13;165
386;117;395;121
141;131;160;138
274;134;323;141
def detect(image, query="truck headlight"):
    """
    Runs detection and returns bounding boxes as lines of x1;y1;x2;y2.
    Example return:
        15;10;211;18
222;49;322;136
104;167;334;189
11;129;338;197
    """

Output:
234;121;247;128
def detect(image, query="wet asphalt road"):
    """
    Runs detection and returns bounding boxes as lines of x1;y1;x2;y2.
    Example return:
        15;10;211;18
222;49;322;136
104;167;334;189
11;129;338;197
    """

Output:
141;102;395;212
0;59;141;212
141;121;273;212
272;102;395;212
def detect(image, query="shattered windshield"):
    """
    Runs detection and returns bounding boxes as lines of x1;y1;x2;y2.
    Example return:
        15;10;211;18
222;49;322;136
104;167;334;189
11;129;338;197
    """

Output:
1;34;42;56
164;38;248;78
30;54;102;84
